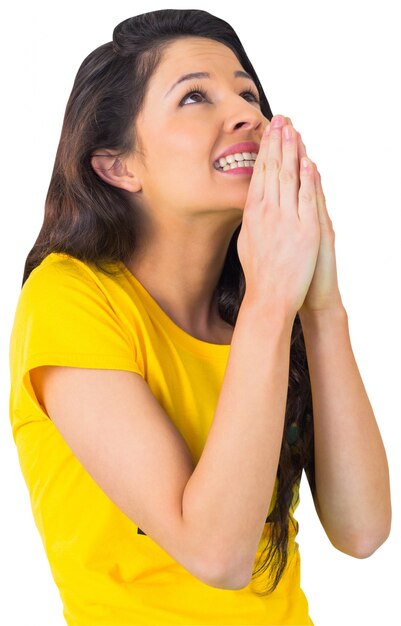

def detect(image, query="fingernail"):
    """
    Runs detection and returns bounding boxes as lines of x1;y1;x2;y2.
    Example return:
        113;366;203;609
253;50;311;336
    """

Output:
272;115;284;128
302;157;310;170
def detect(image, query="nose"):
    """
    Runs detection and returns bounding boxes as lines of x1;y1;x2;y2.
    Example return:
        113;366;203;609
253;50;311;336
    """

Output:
223;102;267;137
224;116;267;144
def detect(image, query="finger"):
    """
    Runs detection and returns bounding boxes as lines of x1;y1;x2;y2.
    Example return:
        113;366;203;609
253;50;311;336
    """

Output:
247;116;292;206
315;169;326;206
297;133;307;160
280;124;300;216
314;168;333;233
296;133;322;225
265;115;292;131
263;118;284;209
282;119;306;161
246;125;271;206
298;157;318;224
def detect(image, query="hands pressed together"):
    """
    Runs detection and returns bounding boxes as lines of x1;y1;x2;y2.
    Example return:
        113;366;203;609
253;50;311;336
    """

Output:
238;114;344;318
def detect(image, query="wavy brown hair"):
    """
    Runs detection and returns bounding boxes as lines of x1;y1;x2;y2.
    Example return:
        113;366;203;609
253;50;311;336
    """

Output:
21;8;315;595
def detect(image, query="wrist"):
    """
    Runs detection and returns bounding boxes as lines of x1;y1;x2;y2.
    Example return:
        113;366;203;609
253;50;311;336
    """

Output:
298;304;348;330
241;292;296;331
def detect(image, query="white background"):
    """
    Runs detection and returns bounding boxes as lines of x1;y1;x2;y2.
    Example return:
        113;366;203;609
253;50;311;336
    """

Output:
1;1;400;624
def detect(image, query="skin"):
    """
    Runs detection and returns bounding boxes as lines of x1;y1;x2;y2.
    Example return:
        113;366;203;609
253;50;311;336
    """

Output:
90;36;392;555
91;37;299;343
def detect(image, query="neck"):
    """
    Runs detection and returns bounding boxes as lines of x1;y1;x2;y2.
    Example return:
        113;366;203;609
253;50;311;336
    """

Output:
125;216;240;338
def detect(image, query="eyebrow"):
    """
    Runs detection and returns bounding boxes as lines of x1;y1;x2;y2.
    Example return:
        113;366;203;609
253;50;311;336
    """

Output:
164;70;256;98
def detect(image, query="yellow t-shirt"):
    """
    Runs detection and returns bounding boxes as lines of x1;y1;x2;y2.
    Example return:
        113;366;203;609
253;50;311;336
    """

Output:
9;251;313;626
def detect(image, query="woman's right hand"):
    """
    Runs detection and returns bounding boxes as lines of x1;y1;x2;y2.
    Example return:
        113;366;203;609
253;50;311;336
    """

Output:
237;114;321;318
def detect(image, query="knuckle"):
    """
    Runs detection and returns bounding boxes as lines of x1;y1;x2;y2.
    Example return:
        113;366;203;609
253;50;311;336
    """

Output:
299;190;314;203
266;157;280;173
279;169;296;184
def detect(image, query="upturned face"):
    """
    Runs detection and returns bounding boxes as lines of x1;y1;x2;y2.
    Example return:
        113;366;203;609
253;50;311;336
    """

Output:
130;36;269;224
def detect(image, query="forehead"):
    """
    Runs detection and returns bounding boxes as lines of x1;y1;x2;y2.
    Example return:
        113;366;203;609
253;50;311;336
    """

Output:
153;37;242;86
162;37;238;62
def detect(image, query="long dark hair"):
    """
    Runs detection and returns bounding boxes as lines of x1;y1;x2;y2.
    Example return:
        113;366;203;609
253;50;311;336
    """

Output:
21;9;315;595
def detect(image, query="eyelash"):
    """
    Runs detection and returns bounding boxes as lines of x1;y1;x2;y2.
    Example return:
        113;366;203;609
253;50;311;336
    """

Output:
179;83;261;106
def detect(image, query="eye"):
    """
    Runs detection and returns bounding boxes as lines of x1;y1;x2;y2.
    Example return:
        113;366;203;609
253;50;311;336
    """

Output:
179;86;208;106
179;83;261;107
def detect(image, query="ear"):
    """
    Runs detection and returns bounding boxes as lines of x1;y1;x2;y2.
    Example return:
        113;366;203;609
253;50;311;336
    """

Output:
90;150;142;192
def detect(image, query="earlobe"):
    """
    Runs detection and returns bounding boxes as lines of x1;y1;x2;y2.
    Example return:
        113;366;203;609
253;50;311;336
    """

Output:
90;151;142;192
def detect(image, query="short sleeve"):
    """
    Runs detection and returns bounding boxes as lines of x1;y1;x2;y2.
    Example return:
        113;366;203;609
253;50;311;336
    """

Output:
9;256;144;433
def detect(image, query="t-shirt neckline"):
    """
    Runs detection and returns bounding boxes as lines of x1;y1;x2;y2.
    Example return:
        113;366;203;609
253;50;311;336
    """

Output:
119;262;232;358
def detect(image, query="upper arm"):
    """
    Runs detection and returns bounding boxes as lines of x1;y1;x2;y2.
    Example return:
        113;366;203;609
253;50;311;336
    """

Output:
304;463;323;520
29;364;221;586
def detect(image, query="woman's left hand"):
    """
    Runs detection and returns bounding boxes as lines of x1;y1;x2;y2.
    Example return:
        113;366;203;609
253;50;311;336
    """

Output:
286;119;344;315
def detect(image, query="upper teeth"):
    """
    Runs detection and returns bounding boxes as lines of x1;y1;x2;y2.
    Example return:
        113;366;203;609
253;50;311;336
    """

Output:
215;151;258;168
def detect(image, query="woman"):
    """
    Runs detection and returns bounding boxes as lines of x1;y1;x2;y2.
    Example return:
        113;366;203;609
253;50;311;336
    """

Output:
9;8;391;626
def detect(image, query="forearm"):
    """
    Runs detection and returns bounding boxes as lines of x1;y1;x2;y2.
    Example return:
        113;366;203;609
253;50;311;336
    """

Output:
299;307;392;556
182;297;294;587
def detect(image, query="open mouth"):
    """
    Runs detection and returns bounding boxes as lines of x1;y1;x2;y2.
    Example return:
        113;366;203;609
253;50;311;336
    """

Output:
213;151;258;172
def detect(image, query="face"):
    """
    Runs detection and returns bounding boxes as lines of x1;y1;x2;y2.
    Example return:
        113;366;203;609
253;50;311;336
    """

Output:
129;37;269;225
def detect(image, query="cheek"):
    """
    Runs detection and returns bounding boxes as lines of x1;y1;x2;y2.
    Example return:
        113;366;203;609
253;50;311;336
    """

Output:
163;124;209;163
145;123;213;187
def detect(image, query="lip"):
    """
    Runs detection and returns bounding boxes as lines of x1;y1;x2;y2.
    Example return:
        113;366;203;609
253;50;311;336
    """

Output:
215;165;255;176
214;141;260;163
